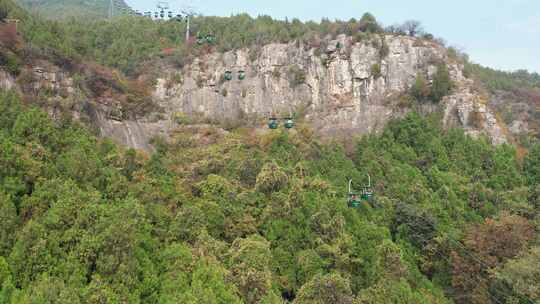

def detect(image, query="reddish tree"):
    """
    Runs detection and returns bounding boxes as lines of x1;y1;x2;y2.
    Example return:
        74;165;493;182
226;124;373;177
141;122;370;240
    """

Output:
451;212;533;304
0;23;20;50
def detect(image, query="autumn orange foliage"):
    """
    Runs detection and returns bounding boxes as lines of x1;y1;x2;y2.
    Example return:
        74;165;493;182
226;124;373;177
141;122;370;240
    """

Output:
451;213;533;303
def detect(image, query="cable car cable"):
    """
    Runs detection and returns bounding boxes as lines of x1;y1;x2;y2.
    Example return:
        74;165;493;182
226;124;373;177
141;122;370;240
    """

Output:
402;222;523;304
402;224;507;304
398;204;536;304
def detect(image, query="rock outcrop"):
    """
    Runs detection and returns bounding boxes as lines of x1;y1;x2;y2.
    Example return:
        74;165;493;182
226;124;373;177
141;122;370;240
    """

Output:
1;34;509;150
442;64;508;145
0;62;171;150
154;34;508;144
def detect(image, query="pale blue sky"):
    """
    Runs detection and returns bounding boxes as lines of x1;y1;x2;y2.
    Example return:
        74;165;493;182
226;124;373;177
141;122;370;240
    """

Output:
126;0;540;72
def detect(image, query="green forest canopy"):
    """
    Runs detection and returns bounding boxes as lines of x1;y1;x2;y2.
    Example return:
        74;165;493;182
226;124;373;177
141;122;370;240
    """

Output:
2;0;435;75
0;90;538;303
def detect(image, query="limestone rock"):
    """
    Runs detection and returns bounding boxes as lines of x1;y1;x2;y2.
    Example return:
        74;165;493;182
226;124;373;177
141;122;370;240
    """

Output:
2;35;511;150
153;34;505;144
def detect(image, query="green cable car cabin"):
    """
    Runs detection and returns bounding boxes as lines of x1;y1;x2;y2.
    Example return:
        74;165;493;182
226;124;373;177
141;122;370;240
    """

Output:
347;177;374;208
205;35;216;44
361;189;373;201
196;34;206;45
238;70;246;80
268;118;279;129
347;193;363;208
267;117;294;129
224;71;233;81
284;118;294;129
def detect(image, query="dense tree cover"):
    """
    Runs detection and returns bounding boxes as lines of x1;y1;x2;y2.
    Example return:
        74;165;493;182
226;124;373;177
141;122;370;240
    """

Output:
463;63;540;92
2;0;399;74
0;89;538;303
1;1;539;302
0;0;27;25
16;13;390;74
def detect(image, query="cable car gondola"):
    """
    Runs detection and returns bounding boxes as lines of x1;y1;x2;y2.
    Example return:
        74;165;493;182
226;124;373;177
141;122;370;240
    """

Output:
266;117;295;129
347;175;374;208
205;34;216;44
238;70;246;80
268;118;279;129
224;70;233;81
347;179;362;208
168;11;173;18
284;117;294;129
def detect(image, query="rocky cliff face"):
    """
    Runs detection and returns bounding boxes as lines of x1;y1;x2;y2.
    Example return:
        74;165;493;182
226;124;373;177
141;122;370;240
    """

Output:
1;34;509;150
154;34;508;144
0;61;169;151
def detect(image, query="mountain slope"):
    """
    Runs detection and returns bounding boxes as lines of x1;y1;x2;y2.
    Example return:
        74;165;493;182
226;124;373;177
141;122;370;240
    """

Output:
0;90;538;303
4;32;507;150
0;0;535;147
0;3;539;304
463;63;540;141
14;0;132;19
0;7;511;151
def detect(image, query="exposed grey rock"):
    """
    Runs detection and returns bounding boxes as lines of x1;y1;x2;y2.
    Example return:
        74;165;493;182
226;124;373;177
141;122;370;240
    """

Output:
0;70;16;91
96;114;170;151
2;35;511;150
154;35;507;144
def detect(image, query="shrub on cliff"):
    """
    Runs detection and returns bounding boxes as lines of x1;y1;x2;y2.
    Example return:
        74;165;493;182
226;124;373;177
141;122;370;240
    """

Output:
288;65;306;88
431;63;453;102
371;63;382;78
358;13;382;33
410;64;453;103
411;73;430;101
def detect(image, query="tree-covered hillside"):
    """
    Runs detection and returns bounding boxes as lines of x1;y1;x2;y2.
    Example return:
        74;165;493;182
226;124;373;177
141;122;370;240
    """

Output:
13;0;132;19
1;0;433;75
463;63;540;92
0;90;538;303
1;2;539;302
